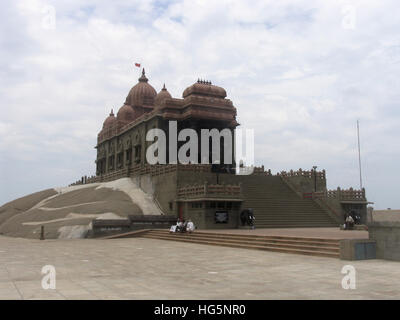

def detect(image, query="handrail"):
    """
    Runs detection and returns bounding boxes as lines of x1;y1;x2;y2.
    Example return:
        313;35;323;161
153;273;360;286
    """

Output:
153;196;165;215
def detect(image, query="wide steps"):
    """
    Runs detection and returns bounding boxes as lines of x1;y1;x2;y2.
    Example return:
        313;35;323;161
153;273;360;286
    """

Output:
145;232;339;252
239;177;337;228
236;177;338;228
147;229;339;244
255;220;336;225
254;225;337;229
140;230;340;258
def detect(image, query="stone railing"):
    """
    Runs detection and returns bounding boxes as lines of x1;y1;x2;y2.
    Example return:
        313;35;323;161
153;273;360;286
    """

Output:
177;183;242;199
302;192;325;199
69;175;99;186
132;163;179;176
278;168;326;180
303;187;366;201
69;168;131;186
252;165;272;175
177;164;212;172
100;168;131;182
71;164;329;188
327;187;366;201
70;164;214;186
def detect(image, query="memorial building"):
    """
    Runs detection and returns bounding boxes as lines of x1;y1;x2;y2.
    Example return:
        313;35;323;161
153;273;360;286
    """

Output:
85;69;368;229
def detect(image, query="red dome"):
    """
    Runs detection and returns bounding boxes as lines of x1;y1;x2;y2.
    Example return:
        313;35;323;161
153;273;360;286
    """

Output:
155;84;172;106
102;110;116;128
182;80;226;99
125;69;157;106
117;104;135;123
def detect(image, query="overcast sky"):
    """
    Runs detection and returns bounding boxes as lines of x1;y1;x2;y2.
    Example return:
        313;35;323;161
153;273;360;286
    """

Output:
1;0;399;209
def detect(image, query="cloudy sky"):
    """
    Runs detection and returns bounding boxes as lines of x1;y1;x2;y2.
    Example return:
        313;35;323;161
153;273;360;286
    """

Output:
0;0;399;209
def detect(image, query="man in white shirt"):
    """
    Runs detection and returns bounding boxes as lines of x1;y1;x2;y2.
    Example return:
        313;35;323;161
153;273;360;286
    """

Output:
186;220;195;233
345;215;354;230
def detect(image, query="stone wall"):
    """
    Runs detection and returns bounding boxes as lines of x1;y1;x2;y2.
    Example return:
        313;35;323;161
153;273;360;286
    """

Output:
368;221;400;261
182;204;205;229
174;169;242;229
203;207;239;229
180;202;240;229
96;116;162;176
340;239;376;260
151;171;178;216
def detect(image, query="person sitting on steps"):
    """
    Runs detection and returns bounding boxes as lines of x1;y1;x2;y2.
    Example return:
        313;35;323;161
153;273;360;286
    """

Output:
186;219;195;233
176;219;184;233
345;214;354;230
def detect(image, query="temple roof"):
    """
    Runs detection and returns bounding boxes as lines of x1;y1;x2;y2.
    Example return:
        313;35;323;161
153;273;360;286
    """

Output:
182;79;227;99
155;84;172;106
124;69;157;107
116;104;135;123
102;109;116;129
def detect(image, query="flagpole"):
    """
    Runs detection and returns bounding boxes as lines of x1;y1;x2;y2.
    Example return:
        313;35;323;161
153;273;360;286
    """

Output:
357;120;363;189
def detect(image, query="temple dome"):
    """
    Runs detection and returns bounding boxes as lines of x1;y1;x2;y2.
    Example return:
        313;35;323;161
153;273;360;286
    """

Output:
155;84;172;106
102;110;116;128
117;104;135;123
182;80;227;99
125;69;157;107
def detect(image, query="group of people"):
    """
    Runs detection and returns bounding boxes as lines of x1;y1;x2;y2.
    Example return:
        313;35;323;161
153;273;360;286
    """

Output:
170;219;195;233
343;210;361;230
169;209;256;233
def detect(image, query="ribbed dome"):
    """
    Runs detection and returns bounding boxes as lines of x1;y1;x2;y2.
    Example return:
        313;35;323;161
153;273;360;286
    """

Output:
102;109;116;128
117;104;135;123
125;69;157;106
182;80;226;99
155;84;172;106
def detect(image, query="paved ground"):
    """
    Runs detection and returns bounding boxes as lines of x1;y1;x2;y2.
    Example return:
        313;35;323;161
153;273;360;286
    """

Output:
197;227;369;239
0;235;399;300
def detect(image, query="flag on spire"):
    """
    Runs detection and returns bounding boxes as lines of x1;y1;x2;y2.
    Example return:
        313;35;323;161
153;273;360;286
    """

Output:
135;62;141;68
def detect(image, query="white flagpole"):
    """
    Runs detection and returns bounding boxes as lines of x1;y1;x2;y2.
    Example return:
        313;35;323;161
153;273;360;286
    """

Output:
357;120;363;189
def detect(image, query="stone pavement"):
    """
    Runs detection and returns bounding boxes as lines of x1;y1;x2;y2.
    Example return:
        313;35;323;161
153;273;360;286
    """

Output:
0;235;399;300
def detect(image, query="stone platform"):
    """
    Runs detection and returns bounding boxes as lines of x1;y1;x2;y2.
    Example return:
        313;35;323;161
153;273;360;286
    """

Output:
105;227;370;259
195;227;369;240
0;234;399;300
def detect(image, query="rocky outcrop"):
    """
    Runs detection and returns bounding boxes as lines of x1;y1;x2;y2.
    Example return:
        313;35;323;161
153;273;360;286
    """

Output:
0;178;161;239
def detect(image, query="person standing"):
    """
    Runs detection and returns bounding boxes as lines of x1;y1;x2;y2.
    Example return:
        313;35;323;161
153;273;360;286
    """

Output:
240;209;249;226
248;208;255;229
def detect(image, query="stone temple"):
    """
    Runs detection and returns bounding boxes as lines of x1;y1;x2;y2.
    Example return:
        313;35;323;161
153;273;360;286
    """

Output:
4;69;400;262
80;68;369;232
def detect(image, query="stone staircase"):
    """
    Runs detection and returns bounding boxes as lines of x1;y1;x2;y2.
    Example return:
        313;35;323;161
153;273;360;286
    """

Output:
139;229;340;258
239;176;338;228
